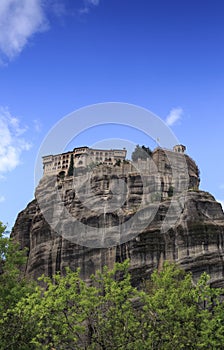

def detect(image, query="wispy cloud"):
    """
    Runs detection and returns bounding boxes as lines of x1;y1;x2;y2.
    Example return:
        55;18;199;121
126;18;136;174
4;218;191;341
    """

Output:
0;107;31;174
88;0;100;5
0;0;101;63
79;0;100;14
166;107;183;126
49;0;67;17
33;119;42;133
0;195;5;203
0;0;48;63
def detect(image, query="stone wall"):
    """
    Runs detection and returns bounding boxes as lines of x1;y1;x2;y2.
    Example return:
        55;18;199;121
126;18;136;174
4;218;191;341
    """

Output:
11;152;224;288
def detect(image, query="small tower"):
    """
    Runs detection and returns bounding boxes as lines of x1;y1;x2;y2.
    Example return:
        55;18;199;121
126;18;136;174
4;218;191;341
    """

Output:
173;144;186;153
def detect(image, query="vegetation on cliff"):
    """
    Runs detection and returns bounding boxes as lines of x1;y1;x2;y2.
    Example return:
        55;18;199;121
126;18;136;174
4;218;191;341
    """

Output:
1;221;224;349
67;153;74;176
131;144;152;161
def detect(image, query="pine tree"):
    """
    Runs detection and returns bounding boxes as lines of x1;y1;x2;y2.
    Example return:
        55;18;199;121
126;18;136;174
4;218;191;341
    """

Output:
67;154;74;176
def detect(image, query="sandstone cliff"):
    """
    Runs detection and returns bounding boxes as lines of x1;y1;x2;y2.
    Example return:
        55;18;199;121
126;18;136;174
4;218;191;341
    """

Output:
11;149;224;287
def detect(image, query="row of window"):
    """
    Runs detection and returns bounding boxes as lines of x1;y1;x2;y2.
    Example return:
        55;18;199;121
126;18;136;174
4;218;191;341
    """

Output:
74;148;87;153
53;154;70;162
90;151;113;156
54;159;69;166
51;164;68;170
44;163;69;172
44;153;125;173
51;151;125;163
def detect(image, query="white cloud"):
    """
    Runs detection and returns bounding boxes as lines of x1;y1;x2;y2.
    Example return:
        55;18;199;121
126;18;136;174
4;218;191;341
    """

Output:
0;107;31;174
0;0;101;62
80;0;100;14
0;0;48;62
166;107;183;126
88;0;100;5
49;0;67;17
0;195;5;203
33;119;42;133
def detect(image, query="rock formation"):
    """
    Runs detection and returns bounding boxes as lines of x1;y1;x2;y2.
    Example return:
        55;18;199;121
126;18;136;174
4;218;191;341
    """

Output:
11;148;224;287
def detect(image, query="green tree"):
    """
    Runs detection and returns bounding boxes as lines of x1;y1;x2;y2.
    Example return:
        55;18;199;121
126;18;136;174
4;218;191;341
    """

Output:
14;269;97;349
131;144;152;161
9;261;147;349
67;153;74;176
167;185;174;197
142;145;152;157
115;159;121;166
88;260;147;349
0;222;36;349
143;263;198;349
1;254;224;349
143;263;224;349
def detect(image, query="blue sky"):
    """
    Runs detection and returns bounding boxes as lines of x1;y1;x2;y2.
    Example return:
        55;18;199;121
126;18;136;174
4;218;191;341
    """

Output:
0;0;224;229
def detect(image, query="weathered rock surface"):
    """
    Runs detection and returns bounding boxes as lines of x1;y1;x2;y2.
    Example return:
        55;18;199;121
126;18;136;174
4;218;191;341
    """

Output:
11;151;224;287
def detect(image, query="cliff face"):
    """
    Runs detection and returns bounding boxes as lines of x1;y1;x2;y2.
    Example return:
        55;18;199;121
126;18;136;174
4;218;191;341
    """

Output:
11;151;224;287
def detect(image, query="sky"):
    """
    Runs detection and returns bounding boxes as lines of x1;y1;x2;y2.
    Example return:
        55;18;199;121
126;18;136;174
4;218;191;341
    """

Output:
0;0;224;229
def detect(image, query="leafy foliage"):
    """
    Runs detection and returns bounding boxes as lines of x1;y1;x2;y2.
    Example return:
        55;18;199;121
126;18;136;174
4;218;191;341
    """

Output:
131;145;152;161
115;159;121;166
0;229;224;350
167;185;174;197
0;222;36;349
67;153;74;176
